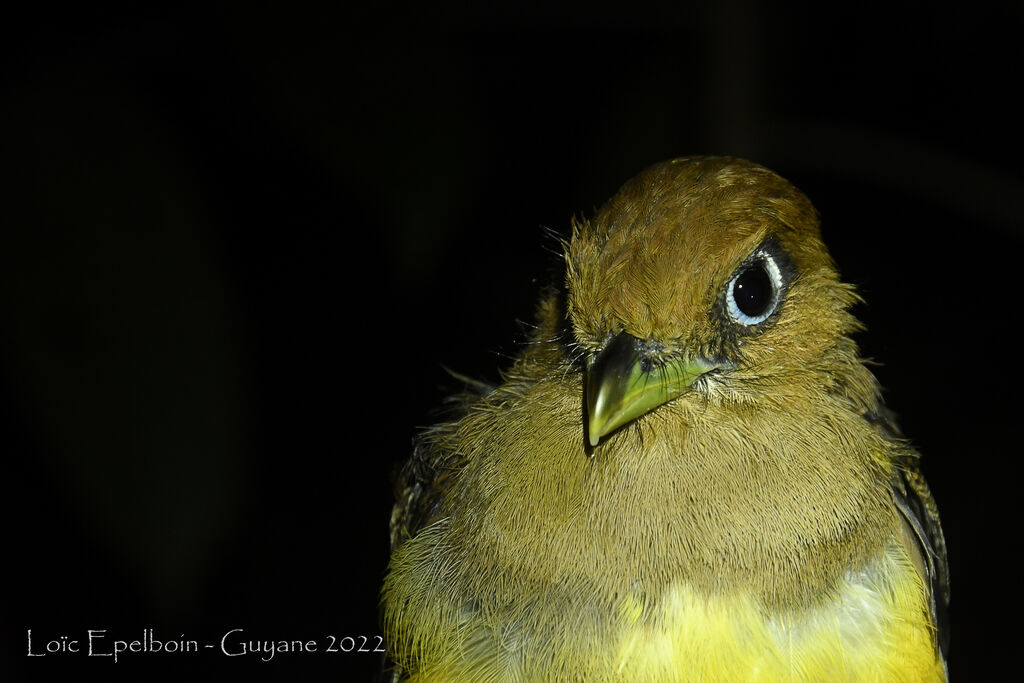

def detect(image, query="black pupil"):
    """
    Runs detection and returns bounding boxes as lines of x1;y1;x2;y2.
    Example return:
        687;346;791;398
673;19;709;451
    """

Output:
733;263;773;318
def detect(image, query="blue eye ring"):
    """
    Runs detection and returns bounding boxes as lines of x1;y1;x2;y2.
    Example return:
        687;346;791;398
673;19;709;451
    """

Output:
726;252;783;325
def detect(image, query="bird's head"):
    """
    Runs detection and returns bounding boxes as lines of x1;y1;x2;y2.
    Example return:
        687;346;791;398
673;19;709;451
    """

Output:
566;156;866;447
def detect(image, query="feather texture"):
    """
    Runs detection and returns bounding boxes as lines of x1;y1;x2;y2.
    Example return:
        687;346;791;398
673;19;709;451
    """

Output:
383;157;948;681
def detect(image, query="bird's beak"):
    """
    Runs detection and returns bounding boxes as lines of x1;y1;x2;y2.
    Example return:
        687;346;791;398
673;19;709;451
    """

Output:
585;333;716;447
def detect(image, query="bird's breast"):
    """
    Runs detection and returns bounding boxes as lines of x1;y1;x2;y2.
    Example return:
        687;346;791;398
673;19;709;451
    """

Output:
385;529;943;681
383;375;943;680
608;543;943;681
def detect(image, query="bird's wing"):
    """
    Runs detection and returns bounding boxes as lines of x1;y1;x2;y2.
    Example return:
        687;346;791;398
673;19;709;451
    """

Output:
866;407;950;660
389;430;457;551
390;373;493;551
383;379;493;683
893;465;951;657
383;436;451;683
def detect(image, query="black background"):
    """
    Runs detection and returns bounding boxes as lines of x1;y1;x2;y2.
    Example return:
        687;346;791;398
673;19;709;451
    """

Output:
4;2;1021;680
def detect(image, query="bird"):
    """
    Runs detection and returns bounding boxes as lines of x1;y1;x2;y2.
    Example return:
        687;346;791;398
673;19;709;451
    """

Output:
381;156;949;681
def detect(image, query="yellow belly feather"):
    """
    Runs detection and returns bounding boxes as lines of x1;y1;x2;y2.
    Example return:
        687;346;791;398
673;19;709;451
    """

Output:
389;540;943;682
612;544;942;682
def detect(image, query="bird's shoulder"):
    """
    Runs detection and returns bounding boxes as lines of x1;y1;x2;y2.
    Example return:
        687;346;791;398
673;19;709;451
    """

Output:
390;288;571;551
389;387;484;552
865;405;950;662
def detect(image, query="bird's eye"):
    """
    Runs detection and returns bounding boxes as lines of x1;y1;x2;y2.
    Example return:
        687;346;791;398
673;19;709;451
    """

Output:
726;254;783;326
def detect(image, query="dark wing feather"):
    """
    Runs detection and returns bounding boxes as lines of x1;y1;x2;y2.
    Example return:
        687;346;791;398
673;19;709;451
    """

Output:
381;432;458;683
866;408;950;660
383;377;494;682
389;430;458;550
893;465;951;658
390;371;494;550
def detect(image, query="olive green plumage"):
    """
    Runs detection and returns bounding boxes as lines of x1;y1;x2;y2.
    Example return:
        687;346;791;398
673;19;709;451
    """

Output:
383;157;948;681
